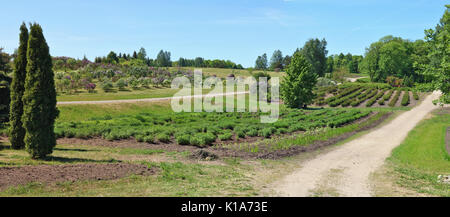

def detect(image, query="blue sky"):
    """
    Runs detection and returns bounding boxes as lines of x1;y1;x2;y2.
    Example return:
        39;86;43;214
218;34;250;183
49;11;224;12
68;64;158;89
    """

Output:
0;0;447;67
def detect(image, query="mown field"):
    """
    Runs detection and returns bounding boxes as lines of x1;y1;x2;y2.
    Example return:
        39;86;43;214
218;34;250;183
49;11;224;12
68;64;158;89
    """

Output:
385;108;450;196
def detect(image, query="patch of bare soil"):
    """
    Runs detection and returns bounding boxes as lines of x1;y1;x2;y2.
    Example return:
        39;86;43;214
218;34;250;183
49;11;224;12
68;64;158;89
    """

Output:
0;163;157;191
58;137;199;153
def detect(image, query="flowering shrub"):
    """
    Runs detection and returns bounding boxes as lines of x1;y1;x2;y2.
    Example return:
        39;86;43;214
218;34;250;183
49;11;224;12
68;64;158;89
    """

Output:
386;76;403;87
84;83;96;93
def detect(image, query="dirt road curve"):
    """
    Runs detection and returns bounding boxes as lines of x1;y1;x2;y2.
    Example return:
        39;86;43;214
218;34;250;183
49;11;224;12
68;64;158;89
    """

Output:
57;91;248;105
274;91;442;197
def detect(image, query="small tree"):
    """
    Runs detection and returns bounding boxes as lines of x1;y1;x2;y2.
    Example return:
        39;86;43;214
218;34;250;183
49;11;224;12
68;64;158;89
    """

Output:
22;23;59;159
281;52;317;108
9;23;28;149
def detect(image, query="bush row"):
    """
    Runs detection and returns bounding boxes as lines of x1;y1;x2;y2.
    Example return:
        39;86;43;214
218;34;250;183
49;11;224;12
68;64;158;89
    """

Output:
401;91;410;106
366;90;385;107
388;91;401;107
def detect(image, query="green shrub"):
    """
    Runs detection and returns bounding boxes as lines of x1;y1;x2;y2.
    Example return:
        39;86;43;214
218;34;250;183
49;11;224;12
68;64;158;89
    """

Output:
218;121;234;130
156;133;171;143
218;132;233;141
236;130;245;139
259;127;275;138
135;135;145;142
388;91;401;107
413;91;419;100
101;79;114;91
175;134;190;145
401;91;410;106
143;135;155;143
116;78;128;90
246;129;258;137
189;133;216;147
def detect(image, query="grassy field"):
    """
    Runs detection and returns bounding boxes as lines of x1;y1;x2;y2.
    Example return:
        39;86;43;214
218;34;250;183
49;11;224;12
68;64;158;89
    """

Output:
57;87;180;102
0;142;260;196
56;67;278;102
386;108;450;196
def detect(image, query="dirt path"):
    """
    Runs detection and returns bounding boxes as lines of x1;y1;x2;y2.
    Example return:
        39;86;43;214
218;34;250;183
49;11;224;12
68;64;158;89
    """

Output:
346;76;368;82
273;91;442;197
57;91;248;105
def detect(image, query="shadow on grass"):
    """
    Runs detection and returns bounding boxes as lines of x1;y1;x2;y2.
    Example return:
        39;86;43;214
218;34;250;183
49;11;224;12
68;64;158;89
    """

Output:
42;156;120;164
54;147;99;152
304;107;324;111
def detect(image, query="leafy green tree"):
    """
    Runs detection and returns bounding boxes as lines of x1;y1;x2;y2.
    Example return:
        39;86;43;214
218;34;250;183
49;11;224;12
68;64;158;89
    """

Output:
348;59;359;74
22;23;59;159
281;52;317;108
299;38;328;77
106;51;118;63
9;23;28;150
423;5;449;103
156;50;171;67
325;56;334;74
137;47;147;60
0;48;12;73
361;36;413;82
270;50;283;70
255;53;268;70
283;55;291;69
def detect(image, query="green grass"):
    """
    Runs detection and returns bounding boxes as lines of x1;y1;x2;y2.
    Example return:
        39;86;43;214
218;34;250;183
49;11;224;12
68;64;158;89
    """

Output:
57;87;180;102
0;160;257;197
387;108;450;196
255;111;387;151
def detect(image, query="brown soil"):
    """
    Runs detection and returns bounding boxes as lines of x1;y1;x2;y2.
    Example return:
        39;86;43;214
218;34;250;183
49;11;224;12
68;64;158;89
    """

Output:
0;163;157;191
57;137;199;153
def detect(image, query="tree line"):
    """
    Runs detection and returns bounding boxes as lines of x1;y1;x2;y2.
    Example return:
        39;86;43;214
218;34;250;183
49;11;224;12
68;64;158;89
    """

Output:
280;5;449;108
92;48;243;69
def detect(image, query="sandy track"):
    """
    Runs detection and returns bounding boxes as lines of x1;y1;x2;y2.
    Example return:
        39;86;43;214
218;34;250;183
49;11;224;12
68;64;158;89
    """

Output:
57;91;248;105
274;91;442;197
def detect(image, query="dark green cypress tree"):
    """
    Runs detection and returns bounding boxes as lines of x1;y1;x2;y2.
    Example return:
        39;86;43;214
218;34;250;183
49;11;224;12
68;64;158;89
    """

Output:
9;23;28;149
22;23;59;159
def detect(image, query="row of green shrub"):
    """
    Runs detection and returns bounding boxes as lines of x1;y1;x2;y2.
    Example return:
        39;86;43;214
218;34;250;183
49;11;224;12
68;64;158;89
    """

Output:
413;91;419;100
378;90;394;105
54;108;371;147
401;91;410;106
366;90;385;107
329;88;365;107
388;91;402;107
351;88;378;107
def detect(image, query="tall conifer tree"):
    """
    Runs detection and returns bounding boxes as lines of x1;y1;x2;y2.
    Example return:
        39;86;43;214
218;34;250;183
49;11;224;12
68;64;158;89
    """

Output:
22;23;58;159
9;23;28;149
